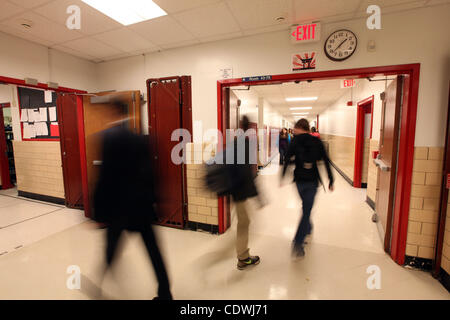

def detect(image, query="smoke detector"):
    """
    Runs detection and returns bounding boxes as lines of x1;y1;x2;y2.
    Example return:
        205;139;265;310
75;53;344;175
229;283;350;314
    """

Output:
19;19;33;29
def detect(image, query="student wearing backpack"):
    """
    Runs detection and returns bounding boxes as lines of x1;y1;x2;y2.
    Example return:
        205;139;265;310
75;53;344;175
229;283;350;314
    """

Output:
281;118;334;259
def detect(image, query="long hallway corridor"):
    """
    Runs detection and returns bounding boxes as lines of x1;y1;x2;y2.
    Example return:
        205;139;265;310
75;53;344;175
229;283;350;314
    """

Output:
0;162;448;299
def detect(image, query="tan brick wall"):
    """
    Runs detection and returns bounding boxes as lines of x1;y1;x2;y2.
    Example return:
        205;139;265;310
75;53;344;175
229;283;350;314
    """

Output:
321;134;355;181
13;141;65;199
185;142;219;226
441;190;450;274
361;138;370;184
367;139;379;202
406;147;444;259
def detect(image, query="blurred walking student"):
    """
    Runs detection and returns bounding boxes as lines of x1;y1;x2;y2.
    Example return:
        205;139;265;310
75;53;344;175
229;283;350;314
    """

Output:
231;115;261;270
279;128;289;165
93;99;172;300
281;119;334;259
311;126;320;139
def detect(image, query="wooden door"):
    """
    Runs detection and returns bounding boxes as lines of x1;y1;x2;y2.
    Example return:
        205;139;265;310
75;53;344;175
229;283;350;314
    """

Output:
148;77;192;229
83;91;141;214
0;103;13;189
57;94;83;208
375;76;403;252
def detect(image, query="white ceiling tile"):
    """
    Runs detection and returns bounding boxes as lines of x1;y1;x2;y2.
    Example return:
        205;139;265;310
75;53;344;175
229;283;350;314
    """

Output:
33;0;123;35
242;23;289;36
153;0;222;14
292;0;361;23
93;28;158;53
425;0;450;5
199;31;243;43
129;16;196;45
62;37;123;59
173;2;241;38
159;39;201;50
227;0;291;30
8;0;53;9
0;24;54;47
51;44;97;61
1;11;83;44
0;1;26;20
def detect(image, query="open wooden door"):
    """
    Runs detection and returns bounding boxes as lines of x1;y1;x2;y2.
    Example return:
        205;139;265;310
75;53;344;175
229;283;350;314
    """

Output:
57;94;83;208
83;91;142;216
147;76;192;229
375;76;403;252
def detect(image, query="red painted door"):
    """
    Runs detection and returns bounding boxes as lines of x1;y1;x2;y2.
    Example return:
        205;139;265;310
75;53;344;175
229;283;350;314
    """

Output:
57;94;83;208
375;76;403;252
0;103;13;189
148;76;192;229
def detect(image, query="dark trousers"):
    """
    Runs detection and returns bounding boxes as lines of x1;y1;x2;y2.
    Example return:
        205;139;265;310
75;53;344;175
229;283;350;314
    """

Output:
106;224;172;299
294;181;318;248
279;147;287;164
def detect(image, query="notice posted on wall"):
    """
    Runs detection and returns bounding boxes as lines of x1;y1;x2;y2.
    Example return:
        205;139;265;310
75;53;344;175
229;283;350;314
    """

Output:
292;51;317;71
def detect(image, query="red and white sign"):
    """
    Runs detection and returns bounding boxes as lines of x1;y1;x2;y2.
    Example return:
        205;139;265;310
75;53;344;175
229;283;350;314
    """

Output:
292;52;317;71
291;23;321;44
341;79;356;88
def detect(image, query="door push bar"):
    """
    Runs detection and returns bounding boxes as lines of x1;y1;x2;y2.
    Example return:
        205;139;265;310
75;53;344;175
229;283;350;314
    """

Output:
93;160;103;166
373;155;390;172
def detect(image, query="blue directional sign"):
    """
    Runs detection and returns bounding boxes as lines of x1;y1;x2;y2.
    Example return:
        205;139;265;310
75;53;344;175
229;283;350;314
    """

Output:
242;75;272;82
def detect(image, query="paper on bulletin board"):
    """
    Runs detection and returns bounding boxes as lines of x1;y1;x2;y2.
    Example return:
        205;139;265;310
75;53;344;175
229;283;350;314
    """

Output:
36;122;48;136
44;90;53;103
49;107;57;122
20;110;28;122
23;123;36;139
50;122;59;137
39;107;48;122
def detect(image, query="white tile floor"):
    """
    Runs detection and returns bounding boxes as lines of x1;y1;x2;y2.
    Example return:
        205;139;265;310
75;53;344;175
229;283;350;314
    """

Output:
0;163;448;300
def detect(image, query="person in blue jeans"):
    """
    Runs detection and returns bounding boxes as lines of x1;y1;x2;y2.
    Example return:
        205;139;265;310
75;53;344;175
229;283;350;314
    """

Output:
281;118;334;259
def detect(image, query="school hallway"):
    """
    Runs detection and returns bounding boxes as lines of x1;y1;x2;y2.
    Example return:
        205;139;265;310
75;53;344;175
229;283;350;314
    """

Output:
0;160;447;300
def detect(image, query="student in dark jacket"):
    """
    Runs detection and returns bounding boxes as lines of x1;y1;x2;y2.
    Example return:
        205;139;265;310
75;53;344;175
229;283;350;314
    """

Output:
281;118;334;259
93;100;172;300
278;128;289;165
231;115;260;270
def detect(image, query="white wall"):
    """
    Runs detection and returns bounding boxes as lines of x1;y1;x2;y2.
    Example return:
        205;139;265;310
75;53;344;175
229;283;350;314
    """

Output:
96;4;450;147
0;31;98;92
319;79;391;140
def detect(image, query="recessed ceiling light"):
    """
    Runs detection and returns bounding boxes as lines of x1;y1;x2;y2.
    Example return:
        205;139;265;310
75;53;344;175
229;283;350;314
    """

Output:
81;0;167;26
286;97;318;102
290;107;312;110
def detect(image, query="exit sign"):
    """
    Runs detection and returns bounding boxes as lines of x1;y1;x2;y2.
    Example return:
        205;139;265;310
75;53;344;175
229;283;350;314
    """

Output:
290;23;321;44
341;79;356;88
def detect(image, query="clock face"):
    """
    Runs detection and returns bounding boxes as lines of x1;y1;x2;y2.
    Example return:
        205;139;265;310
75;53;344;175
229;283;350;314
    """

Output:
324;29;357;61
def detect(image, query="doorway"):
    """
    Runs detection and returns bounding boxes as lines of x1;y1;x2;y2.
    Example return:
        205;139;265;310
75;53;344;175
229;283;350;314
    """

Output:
354;95;374;188
0;102;15;189
217;64;420;266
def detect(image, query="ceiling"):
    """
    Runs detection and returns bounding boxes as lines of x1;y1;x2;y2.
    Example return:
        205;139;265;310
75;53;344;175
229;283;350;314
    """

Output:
233;79;352;123
0;0;444;63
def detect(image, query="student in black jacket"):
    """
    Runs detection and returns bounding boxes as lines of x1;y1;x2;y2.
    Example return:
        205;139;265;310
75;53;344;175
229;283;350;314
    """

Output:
281;118;334;259
93;100;172;300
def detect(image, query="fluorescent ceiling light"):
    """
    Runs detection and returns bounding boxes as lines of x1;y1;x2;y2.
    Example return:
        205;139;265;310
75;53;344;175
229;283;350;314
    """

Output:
81;0;167;26
292;112;309;115
290;107;312;110
286;97;318;102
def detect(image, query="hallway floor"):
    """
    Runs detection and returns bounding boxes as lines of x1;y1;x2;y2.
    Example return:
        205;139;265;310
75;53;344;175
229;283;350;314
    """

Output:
0;163;448;299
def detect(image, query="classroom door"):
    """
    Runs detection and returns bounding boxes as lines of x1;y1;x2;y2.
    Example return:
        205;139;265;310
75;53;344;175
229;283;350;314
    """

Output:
375;76;403;252
57;94;83;208
0;103;13;189
148;76;192;229
83;91;142;217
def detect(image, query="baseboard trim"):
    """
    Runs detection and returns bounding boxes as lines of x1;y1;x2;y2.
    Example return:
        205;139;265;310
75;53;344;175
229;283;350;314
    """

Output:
18;190;65;205
404;255;433;271
437;268;450;292
187;221;219;234
329;160;353;186
366;196;376;210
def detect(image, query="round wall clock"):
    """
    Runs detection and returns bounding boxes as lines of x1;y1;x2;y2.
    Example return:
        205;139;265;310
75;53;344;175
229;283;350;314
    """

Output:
324;29;357;61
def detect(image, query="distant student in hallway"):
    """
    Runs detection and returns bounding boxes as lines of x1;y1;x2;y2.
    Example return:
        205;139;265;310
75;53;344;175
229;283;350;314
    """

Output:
279;128;289;165
93;99;172;300
310;126;320;139
281;119;334;259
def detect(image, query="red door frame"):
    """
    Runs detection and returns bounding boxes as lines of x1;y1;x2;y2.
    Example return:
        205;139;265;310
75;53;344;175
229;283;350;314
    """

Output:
217;64;420;266
354;95;374;188
0;102;14;189
0;75;89;215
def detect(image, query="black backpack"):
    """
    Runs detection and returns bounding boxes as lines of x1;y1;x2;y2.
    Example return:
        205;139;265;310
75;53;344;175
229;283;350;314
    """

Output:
204;147;238;197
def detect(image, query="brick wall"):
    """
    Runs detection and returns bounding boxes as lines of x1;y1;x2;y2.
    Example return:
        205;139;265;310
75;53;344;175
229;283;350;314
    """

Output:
185;142;219;226
406;147;444;259
441;190;450;274
321;134;355;181
367;139;379;202
12;141;64;199
361;138;370;184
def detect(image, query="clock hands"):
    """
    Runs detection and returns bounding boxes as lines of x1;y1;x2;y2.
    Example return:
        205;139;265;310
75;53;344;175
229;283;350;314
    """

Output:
334;38;348;52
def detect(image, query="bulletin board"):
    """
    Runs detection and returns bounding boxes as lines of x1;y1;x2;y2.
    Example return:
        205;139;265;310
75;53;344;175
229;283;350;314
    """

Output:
18;87;60;140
